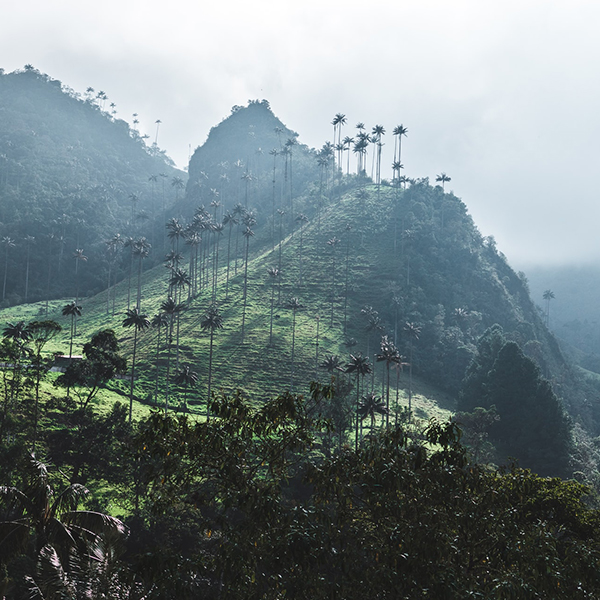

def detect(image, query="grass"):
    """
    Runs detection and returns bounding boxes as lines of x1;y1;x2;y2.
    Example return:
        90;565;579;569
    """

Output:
0;185;456;424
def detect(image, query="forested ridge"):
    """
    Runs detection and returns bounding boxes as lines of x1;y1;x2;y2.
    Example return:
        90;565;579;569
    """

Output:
0;66;181;305
2;66;600;597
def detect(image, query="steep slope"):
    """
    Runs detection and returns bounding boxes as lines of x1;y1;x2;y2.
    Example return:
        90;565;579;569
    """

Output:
0;66;182;305
0;88;594;473
184;100;320;218
19;176;583;427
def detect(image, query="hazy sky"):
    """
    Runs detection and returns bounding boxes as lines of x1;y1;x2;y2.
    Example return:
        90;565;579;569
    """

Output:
1;0;598;267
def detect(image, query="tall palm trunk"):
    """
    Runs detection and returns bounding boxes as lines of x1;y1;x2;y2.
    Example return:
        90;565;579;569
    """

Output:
225;225;233;298
408;340;414;419
106;263;112;314
2;247;8;301
330;248;336;326
355;375;360;452
207;330;214;421
165;320;172;415
136;256;143;310
344;232;350;332
290;310;296;391
269;279;276;345
278;215;284;304
127;248;133;310
25;248;31;303
128;329;138;424
386;363;391;427
241;235;250;341
154;324;162;406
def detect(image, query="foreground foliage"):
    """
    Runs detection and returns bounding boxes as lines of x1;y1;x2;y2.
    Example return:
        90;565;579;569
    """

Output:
34;389;595;599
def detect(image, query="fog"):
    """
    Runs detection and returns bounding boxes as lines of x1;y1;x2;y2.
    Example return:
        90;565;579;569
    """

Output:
2;0;598;267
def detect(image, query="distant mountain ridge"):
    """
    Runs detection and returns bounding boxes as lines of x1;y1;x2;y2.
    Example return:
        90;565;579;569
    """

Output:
0;66;181;304
1;68;598;477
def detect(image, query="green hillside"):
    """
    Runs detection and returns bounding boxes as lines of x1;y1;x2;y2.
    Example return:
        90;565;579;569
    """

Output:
4;82;600;598
1;172;579;432
0;85;595;476
0;66;182;305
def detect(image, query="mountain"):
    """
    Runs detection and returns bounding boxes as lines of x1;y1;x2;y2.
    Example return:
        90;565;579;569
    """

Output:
0;80;596;476
0;66;182;305
184;99;321;217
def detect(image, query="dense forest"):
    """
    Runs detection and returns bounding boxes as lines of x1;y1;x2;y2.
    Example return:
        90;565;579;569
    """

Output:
2;66;600;597
0;66;182;305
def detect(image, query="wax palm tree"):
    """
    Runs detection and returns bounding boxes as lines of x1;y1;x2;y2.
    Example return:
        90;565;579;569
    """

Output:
133;237;151;310
332;113;347;169
328;237;341;326
285;137;298;225
174;365;198;412
3;321;31;404
372;124;385;187
277;208;286;302
286;297;303;392
164;250;184;295
61;301;82;389
154;119;162;145
122;308;150;423
543;289;555;327
185;231;201;296
212;223;224;299
72;248;87;305
222;211;238;298
343;225;352;331
171;176;185;200
168;269;190;371
128;193;140;232
320;354;343;380
358;390;388;431
353;137;369;175
232;203;245;275
201;304;223;420
392;161;404;182
1;236;15;301
404;321;421;418
151;312;168;406
160;297;178;413
393;124;408;177
267;267;280;345
3;320;31;346
27;320;61;450
341;135;354;175
241;226;254;342
104;234;122;315
44;234;56;316
364;312;383;359
345;353;372;451
295;213;309;284
169;267;191;304
376;335;400;426
0;455;126;580
241;171;254;208
210;194;221;220
122;237;136;310
269;148;279;246
436;172;451;190
166;217;184;254
23;235;35;302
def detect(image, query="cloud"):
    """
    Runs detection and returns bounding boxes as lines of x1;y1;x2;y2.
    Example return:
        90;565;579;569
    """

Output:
2;0;600;265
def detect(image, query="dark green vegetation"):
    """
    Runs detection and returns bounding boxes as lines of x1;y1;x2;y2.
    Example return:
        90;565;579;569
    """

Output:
3;392;600;598
526;264;600;371
0;66;181;306
2;68;600;596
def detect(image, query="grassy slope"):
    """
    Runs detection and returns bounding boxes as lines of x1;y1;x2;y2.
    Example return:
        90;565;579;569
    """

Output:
0;184;453;424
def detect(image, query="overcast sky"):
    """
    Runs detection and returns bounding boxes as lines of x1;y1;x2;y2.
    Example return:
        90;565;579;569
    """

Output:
1;0;598;268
